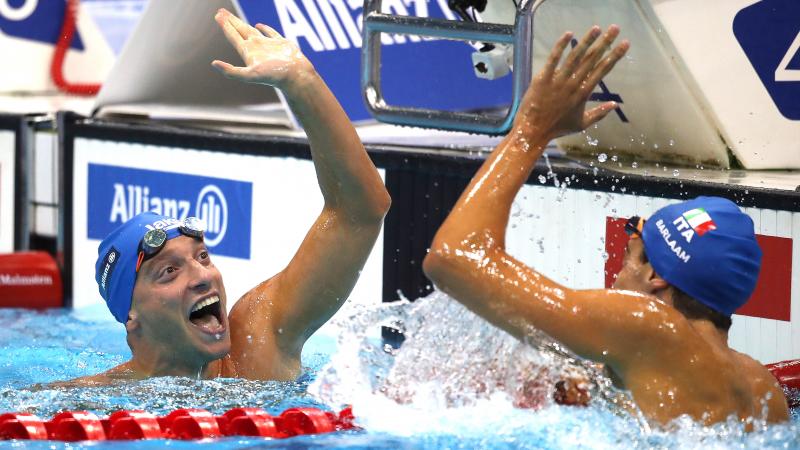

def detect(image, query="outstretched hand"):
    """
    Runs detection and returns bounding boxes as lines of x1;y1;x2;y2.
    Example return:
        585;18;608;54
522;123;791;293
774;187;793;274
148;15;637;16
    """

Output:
513;25;629;141
211;8;314;89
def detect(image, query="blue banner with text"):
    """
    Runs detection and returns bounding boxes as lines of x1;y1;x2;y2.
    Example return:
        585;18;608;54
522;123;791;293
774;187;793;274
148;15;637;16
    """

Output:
238;0;513;122
87;164;253;259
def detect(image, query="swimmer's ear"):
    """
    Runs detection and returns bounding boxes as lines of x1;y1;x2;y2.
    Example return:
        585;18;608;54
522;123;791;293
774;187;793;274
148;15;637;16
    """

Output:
125;311;140;333
646;270;669;292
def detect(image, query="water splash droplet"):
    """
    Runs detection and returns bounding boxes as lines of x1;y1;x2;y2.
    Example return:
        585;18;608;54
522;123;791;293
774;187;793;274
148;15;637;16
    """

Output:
597;153;608;163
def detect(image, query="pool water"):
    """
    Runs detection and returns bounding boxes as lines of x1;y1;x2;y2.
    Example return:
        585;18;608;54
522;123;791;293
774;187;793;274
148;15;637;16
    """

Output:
0;293;798;449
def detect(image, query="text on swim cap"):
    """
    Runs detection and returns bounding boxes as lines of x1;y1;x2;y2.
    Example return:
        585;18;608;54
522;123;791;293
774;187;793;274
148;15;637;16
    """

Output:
672;216;695;243
656;219;691;263
99;247;119;294
144;218;182;232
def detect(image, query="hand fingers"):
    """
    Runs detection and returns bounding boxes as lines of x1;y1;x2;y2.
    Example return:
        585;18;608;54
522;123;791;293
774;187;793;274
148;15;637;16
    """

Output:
542;31;574;79
227;10;261;40
557;26;601;80
584;40;629;91
256;23;282;39
211;60;250;80
581;101;617;129
216;10;246;48
574;25;621;82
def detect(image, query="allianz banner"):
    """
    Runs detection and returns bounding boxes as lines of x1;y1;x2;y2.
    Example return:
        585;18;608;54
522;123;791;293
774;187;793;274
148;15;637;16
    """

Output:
237;0;513;122
87;164;253;259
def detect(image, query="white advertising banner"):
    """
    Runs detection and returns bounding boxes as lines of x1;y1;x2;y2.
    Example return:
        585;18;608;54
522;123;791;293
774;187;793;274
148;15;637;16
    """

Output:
504;183;798;364
475;0;800;169
0;130;14;253
71;138;384;333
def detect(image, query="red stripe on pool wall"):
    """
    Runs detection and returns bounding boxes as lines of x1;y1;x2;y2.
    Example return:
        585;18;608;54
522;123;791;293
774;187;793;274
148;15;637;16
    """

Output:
604;217;629;289
604;217;793;321
736;235;792;321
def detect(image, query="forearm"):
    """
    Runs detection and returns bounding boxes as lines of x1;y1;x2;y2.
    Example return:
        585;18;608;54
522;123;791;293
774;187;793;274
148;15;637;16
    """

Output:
281;70;389;222
433;128;550;249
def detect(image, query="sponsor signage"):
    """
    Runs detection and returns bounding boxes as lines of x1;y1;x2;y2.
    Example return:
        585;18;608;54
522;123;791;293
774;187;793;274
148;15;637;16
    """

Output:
87;164;253;259
0;0;84;49
0;273;53;286
237;0;513;122
733;0;800;120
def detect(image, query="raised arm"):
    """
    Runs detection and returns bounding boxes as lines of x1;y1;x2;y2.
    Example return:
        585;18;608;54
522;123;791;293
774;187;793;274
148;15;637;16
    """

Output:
211;9;390;379
423;26;653;365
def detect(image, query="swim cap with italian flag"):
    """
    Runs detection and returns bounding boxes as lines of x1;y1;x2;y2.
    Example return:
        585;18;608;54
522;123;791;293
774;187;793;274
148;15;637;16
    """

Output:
640;196;762;316
95;212;185;323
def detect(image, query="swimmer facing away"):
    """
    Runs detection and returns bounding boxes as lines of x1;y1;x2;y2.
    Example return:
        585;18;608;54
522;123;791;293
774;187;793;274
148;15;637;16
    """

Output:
74;8;390;383
422;25;789;426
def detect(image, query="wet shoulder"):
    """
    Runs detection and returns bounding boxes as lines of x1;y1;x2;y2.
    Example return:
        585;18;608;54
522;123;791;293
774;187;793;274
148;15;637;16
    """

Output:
733;351;790;422
42;362;139;388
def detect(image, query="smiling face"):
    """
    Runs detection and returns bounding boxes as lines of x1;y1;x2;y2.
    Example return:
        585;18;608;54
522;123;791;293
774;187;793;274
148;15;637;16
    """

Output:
128;235;231;374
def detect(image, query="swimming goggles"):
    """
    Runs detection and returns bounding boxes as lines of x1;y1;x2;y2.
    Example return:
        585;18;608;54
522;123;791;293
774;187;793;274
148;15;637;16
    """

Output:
135;217;205;273
624;216;645;239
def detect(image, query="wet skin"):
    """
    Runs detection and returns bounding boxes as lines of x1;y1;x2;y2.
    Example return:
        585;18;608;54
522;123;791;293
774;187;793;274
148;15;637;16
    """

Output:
423;26;788;426
71;8;390;384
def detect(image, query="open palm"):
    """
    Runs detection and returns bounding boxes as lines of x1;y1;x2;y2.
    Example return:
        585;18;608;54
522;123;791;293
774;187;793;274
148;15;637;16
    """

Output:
212;8;312;89
514;26;629;140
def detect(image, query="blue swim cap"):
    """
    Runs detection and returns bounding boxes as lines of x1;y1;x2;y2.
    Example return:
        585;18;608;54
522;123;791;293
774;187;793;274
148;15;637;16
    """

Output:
95;212;185;323
641;196;762;317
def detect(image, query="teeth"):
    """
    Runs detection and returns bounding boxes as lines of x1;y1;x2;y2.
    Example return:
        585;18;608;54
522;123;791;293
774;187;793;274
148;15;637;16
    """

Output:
190;296;219;314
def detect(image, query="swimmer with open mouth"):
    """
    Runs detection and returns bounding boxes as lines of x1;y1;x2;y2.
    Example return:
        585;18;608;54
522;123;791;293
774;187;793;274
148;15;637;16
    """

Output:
66;8;390;385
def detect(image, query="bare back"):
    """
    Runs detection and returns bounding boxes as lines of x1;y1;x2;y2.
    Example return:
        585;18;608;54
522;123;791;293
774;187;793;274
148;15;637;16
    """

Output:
613;317;787;425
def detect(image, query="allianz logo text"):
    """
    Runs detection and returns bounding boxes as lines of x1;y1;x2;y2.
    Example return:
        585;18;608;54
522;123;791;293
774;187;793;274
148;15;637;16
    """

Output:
110;183;229;246
270;0;457;52
88;164;253;260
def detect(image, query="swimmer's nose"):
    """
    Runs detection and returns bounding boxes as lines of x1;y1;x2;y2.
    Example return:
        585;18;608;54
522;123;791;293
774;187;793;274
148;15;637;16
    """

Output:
187;259;213;292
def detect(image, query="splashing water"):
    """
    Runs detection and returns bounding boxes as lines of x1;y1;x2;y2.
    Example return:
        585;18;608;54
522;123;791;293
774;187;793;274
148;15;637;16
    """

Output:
0;303;797;448
308;291;800;449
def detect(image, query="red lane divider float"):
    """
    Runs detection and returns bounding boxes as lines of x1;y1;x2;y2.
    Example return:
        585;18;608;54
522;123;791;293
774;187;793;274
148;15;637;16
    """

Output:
767;360;800;409
0;407;355;441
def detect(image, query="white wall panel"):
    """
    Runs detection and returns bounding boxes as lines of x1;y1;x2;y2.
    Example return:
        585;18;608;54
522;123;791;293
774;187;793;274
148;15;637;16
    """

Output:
0;130;15;252
742;207;762;360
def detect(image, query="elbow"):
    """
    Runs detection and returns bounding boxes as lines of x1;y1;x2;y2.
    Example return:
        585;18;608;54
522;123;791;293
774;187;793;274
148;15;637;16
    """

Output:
345;187;391;225
363;188;391;224
376;188;391;219
422;250;442;285
422;241;457;287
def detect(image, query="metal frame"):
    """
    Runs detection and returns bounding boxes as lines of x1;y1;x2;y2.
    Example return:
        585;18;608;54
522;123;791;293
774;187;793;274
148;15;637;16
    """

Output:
361;0;546;134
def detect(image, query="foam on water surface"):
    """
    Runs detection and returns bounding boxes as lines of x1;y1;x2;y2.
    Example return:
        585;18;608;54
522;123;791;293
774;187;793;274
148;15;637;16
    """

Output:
0;295;796;449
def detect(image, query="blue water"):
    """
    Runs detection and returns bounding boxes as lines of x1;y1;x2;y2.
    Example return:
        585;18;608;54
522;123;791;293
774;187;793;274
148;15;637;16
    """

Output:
0;294;798;449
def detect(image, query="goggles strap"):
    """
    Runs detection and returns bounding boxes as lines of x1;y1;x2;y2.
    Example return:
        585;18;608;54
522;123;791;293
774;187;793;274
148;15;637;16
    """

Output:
135;251;146;273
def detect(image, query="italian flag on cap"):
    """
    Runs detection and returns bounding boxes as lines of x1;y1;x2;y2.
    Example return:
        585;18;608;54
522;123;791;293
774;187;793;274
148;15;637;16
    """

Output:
683;208;717;236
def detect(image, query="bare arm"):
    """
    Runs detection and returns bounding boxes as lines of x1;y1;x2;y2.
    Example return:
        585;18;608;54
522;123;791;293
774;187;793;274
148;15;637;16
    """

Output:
212;9;390;378
423;26;650;365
